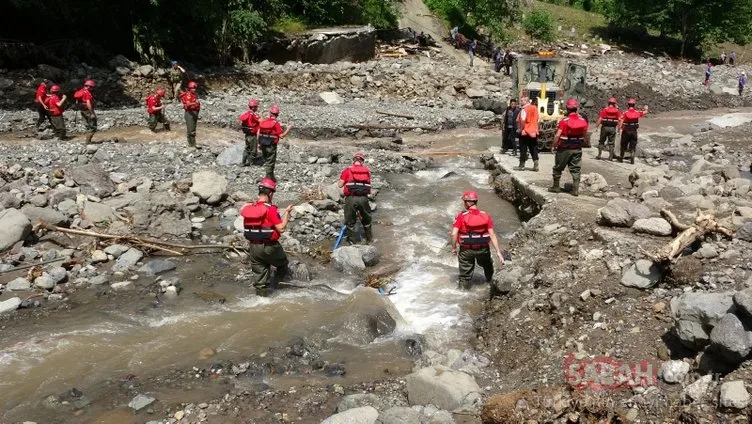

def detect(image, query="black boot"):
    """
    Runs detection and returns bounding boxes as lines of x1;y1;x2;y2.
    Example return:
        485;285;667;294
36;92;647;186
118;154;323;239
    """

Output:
571;179;580;197
514;160;526;171
596;146;602;160
364;225;373;244
548;178;561;193
532;160;539;172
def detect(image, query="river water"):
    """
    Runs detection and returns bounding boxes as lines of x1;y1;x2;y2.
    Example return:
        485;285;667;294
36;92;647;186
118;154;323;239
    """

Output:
0;134;520;422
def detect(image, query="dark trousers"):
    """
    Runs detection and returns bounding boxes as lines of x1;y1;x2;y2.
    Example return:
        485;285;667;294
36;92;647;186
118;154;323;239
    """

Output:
620;130;638;157
243;133;259;166
598;126;617;147
185;110;199;146
248;242;289;289
552;149;582;182
458;246;493;289
81;109;97;143
502;127;517;152
261;144;277;181
148;111;170;131
36;103;50;128
50;115;66;139
519;134;539;162
344;195;373;243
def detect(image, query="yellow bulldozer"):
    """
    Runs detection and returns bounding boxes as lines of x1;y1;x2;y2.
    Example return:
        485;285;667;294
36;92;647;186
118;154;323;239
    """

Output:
511;54;589;151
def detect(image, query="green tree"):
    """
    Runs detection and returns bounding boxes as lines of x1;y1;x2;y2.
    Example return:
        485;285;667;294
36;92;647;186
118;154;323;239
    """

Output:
523;10;555;42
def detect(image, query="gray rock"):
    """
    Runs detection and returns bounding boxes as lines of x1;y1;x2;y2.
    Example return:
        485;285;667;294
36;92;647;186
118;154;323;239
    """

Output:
697;244;718;259
319;91;344;105
449;349;490;375
127;394;156;411
112;248;144;271
660;360;690;383
405;365;481;411
311;199;338;211
191;170;228;204
736;222;752;242
215;144;244;166
139;259;176;276
108;55;135;70
377;406;421;424
581;172;608;192
358;245;380;267
0;192;23;209
733;289;752;318
676;320;710;349
324;183;343;201
89;275;109;286
135;64;154;77
322;406;379;424
424;410;455;424
34;275;55;290
709;313;751;363
57;199;78;216
47;266;68;283
68;164;116;198
620;259;662;289
0;297;22;314
82;202;117;224
90;250;108;263
597;199;650;227
0;208;32;251
465;88;488;98
104;244;129;258
30;194;48;207
674;292;736;327
332;246;365;274
632;218;672;236
720;380;750;409
338;394;382;412
7;277;31;291
682;374;714;402
111;281;134;291
21;205;69;226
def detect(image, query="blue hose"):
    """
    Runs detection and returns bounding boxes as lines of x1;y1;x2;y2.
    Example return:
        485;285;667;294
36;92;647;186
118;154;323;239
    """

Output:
333;225;347;250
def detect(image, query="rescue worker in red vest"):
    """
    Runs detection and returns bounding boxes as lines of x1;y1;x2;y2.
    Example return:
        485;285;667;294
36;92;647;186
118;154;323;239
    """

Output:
596;97;621;161
239;99;261;166
549;99;589;196
618;98;649;164
73;80;97;143
256;105;292;182
44;85;67;140
240;178;293;297
338;152;373;245
451;191;505;290
180;81;201;148
35;80;50;130
146;89;170;132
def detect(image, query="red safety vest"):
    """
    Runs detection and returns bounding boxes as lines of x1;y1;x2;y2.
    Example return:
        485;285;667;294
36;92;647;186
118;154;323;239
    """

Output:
622;108;643;130
599;106;621;127
344;164;372;196
458;210;491;247
558;113;589;149
258;118;280;146
146;95;162;115
240;201;279;242
239;111;260;133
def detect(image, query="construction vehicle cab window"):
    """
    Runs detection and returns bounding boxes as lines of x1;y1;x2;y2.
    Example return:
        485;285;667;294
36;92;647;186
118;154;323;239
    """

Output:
511;55;589;151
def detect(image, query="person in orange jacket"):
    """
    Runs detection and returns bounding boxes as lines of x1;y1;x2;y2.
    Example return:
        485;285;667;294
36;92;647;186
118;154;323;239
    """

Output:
515;97;540;171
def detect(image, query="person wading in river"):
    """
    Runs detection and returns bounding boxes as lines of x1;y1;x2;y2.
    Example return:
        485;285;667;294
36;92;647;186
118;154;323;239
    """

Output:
451;191;505;290
338;152;373;245
240;178;293;297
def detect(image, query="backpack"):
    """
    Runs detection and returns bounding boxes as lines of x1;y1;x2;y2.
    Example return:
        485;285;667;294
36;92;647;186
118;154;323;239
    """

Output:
258;119;277;146
240;203;274;241
74;89;85;101
459;212;490;246
346;165;371;196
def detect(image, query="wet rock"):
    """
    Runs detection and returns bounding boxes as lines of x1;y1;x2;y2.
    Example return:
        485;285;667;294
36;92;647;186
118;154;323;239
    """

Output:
682;374;714;402
405;365;481;411
378;406;421;424
632;217;672;236
216;144;244;166
332;246;365;274
128;394;156;411
34;274;55;290
0;208;32;251
0;297;22;314
449;349;491;375
324;363;347;376
338;393;383;412
191;170;228;204
660;360;689;383
112;247;144;271
104;244;129;258
322;406;379;424
68;164;116;198
720;380;750;409
7;277;31;291
708;313;751;363
89;275;109;286
111;281;134;291
139;259;176;276
357;245;380;266
620;259;662;289
82;202;117;224
735;222;752;242
21;205;69;226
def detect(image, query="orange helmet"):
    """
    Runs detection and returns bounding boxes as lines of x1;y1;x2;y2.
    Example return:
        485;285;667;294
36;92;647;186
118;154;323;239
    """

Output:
270;105;280;115
50;85;61;93
248;99;259;108
462;191;478;201
628;98;636;105
258;178;277;192
566;99;579;109
84;80;95;88
156;89;166;97
188;81;198;89
353;152;365;160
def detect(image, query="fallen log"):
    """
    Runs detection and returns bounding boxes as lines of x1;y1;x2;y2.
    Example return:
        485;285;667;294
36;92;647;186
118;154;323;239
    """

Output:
376;110;415;120
648;209;734;263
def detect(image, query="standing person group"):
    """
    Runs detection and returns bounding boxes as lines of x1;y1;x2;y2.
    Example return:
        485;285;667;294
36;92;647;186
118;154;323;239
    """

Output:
33;79;98;143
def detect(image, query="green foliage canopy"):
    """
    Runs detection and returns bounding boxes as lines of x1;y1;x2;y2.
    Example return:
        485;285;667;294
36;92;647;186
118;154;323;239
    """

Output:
523;10;555;42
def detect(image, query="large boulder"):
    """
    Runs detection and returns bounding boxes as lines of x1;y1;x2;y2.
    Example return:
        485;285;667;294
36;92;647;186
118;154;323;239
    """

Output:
332;246;366;274
215;144;245;166
68;164;116;198
0;209;31;251
708;313;751;364
340;288;405;344
736;222;752;242
672;291;736;349
319;91;344;105
597;199;650;227
21;205;69;226
471;98;505;114
0;297;21;314
632;217;672;236
82;202;117;224
733;289;752;319
191;170;228;205
405;365;482;411
377;406;421;424
620;259;662;289
321;406;379;424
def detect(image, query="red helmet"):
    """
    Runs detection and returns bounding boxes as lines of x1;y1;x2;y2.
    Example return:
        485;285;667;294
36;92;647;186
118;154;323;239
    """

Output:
248;99;259;108
566;99;579;109
353;152;365;160
270;105;280;115
84;80;95;87
627;98;636;105
608;97;617;104
188;81;198;89
258;178;277;192
462;191;479;201
156;89;166;97
50;85;60;93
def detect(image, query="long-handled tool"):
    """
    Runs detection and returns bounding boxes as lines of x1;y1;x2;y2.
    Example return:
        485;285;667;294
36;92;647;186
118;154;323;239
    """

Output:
333;224;346;250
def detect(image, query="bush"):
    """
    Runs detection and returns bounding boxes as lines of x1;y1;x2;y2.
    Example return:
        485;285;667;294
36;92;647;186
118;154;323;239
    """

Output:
273;16;308;35
361;0;399;29
523;10;555;42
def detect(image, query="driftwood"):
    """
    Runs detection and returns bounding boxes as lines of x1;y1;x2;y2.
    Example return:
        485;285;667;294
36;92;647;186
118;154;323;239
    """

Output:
647;209;734;263
36;223;237;257
376;110;415;120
